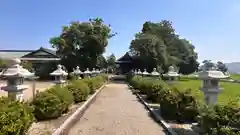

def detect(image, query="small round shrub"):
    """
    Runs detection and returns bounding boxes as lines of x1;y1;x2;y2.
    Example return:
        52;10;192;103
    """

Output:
128;76;143;89
32;91;65;121
47;85;74;113
83;79;95;94
159;87;201;122
146;81;168;102
0;97;35;135
66;81;90;103
198;101;240;135
138;79;154;94
99;74;108;81
68;72;77;81
92;76;105;89
159;87;180;120
83;76;105;94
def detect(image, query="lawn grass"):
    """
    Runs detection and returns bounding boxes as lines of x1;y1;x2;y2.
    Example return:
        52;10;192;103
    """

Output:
230;73;240;80
172;78;240;105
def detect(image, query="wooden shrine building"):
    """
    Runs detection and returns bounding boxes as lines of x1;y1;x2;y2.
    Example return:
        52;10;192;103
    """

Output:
115;52;134;74
0;47;60;72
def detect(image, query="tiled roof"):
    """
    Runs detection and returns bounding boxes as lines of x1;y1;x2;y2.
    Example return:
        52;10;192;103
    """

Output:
39;47;57;56
0;47;57;59
0;51;32;59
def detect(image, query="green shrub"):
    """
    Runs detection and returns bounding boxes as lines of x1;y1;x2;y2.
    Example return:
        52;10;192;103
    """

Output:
138;79;153;94
92;76;105;89
47;85;74;113
207;127;240;135
83;76;105;94
32;91;65;121
100;74;108;81
68;72;77;81
158;87;180;120
146;81;168;102
66;80;90;103
159;87;201;122
198;101;240;135
0;97;35;135
126;74;134;82
128;76;143;90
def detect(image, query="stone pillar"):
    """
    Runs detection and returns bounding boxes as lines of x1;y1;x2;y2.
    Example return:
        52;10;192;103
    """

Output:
200;79;222;105
31;76;39;98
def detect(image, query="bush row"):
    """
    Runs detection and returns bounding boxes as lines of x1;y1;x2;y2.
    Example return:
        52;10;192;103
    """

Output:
127;75;240;135
0;75;107;135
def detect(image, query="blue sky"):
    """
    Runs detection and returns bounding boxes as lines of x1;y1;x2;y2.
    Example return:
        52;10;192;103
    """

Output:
0;0;239;63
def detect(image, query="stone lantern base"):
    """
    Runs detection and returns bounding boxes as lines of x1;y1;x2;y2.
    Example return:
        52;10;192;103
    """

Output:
84;74;91;78
2;85;28;102
200;87;223;105
53;80;66;84
8;92;24;101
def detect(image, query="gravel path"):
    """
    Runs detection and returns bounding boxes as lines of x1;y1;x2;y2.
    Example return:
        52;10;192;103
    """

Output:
68;82;166;135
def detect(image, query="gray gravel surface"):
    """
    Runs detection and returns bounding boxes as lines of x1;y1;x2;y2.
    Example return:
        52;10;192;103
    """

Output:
68;82;166;135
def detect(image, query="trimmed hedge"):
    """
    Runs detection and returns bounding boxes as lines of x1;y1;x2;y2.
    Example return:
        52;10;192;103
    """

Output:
47;85;74;113
0;75;107;134
198;101;240;135
127;75;240;134
32;75;107;121
83;76;104;94
159;87;201;122
32;90;65;120
0;97;35;135
66;80;90;103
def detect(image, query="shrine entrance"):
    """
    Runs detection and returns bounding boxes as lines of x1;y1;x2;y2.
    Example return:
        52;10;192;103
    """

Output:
115;52;134;74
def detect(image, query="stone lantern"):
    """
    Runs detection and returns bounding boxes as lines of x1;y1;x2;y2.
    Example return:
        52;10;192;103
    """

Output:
0;58;34;101
151;68;160;78
50;64;68;86
134;69;138;75
137;69;142;75
199;65;229;105
91;68;97;77
72;66;82;79
84;68;92;78
142;69;149;76
163;66;179;82
95;69;101;74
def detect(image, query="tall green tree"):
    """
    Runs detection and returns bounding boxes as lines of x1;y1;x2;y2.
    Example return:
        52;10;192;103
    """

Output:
50;17;116;71
107;53;116;69
217;61;228;72
96;55;107;69
129;20;199;74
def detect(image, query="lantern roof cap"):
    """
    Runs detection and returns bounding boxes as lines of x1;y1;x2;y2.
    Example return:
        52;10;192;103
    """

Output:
1;58;34;78
151;68;160;76
84;68;92;74
50;64;68;76
198;70;229;79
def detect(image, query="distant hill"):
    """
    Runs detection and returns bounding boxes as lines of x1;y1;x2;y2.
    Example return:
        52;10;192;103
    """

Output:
226;62;240;73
